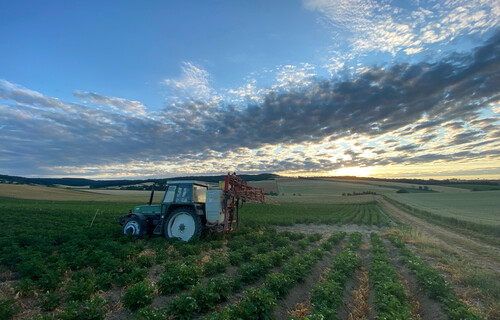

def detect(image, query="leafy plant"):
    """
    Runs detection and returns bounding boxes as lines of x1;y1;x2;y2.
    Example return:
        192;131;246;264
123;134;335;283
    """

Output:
67;277;97;302
122;281;155;311
307;233;323;243
231;288;276;320
136;307;167;320
158;261;201;294
40;291;61;311
0;299;17;320
57;296;107;320
168;293;199;320
203;256;228;276
265;273;294;299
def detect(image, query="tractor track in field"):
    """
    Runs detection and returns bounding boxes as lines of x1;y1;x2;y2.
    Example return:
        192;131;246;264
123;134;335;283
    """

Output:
378;198;500;274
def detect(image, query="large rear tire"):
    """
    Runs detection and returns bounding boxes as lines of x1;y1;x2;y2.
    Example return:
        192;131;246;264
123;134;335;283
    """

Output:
122;216;146;238
164;208;202;242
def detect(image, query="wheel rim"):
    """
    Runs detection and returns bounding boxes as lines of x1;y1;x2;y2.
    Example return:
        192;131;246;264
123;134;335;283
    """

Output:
167;212;196;241
123;220;141;235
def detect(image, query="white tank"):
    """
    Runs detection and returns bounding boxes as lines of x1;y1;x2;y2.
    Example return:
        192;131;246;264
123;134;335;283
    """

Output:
206;189;224;224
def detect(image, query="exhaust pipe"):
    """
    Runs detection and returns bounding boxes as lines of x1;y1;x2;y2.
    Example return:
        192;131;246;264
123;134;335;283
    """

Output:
148;186;155;205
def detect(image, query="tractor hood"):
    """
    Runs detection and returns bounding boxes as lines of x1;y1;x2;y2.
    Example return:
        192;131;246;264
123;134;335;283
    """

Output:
133;204;162;215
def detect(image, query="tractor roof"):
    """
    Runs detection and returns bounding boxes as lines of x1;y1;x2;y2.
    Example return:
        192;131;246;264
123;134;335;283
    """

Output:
166;180;210;187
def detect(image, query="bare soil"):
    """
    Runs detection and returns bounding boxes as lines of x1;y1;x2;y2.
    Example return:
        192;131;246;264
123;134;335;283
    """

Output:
340;235;372;320
378;198;500;274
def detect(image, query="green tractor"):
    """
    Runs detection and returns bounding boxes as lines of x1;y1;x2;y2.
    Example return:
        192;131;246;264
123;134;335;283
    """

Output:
119;173;265;241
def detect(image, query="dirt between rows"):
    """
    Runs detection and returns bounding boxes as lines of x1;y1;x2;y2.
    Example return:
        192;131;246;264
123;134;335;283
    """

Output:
378;198;500;274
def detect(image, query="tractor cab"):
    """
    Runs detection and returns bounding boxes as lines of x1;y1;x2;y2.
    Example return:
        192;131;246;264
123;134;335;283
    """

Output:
162;181;208;205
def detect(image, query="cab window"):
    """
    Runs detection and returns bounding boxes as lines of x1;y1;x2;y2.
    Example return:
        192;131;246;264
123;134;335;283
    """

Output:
163;185;177;203
175;184;192;203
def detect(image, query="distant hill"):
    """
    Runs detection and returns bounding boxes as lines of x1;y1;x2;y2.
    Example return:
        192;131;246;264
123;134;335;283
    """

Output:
0;173;281;189
299;176;500;190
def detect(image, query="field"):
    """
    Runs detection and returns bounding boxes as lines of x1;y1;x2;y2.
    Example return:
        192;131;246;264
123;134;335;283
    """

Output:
388;191;500;225
0;179;499;319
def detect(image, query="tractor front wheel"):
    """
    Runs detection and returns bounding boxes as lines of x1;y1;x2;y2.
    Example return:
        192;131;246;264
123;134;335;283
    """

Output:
164;208;202;242
122;216;146;238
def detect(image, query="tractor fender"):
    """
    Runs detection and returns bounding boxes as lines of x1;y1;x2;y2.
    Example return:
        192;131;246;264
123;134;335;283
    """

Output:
128;213;147;221
119;212;147;225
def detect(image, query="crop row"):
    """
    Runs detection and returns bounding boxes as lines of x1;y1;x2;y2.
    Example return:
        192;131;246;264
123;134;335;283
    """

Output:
121;228;328;317
370;233;416;320
202;232;348;320
241;203;390;227
305;232;363;319
388;235;483;320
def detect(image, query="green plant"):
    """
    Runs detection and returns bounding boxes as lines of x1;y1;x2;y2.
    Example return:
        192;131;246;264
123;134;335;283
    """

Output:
0;299;17;320
307;233;322;243
67;277;97;302
122;281;155;311
40;291;61;311
265;273;294;299
203;256;228;276
57;296;107;320
231;288;276;320
297;238;309;249
158;261;201;294
168;293;199;320
136;307;167;320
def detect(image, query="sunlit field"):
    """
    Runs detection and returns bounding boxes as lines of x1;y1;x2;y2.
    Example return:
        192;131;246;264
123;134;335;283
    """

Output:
0;179;498;319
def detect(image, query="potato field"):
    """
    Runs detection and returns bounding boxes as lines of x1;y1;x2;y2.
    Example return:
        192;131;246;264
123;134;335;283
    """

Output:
0;182;496;319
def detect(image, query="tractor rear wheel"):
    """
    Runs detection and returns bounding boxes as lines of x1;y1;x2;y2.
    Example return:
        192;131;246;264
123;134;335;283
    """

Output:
164;208;202;242
122;216;146;238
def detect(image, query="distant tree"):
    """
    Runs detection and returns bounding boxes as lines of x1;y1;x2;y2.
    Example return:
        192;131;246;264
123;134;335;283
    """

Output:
397;189;409;193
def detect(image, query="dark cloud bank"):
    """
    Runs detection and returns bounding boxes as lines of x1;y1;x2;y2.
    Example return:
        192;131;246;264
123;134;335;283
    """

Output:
0;32;499;176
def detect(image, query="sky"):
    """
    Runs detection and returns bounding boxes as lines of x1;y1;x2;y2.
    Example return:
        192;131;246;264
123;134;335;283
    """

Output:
1;0;499;180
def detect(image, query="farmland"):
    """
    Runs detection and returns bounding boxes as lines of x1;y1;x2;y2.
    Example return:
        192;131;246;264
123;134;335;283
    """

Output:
0;178;499;319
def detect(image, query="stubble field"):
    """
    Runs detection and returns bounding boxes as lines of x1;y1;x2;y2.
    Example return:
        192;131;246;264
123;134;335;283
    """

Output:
0;178;498;319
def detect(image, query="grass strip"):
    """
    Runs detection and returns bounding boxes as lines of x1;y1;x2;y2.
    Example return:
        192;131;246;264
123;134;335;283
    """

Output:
383;196;500;245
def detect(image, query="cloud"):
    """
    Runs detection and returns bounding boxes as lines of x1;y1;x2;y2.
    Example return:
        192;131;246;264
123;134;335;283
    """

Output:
1;32;499;177
163;62;216;101
73;91;147;117
304;0;500;57
273;63;317;91
394;143;421;152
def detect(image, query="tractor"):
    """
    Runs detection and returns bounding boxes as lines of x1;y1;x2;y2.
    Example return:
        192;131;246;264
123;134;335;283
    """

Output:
119;173;265;241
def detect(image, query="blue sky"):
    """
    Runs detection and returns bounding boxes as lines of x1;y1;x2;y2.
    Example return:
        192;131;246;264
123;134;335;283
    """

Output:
1;0;499;179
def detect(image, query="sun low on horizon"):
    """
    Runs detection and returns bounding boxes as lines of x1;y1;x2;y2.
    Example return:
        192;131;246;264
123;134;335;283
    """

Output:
0;1;499;180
